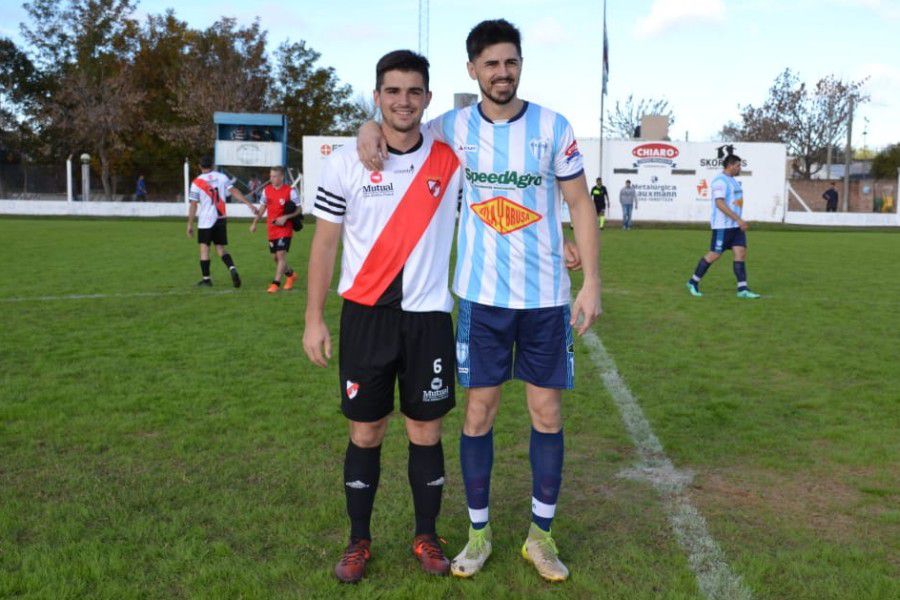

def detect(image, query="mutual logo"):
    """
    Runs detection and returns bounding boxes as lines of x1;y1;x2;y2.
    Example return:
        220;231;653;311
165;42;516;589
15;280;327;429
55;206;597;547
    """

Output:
426;177;442;198
370;171;383;184
564;140;581;164
423;377;450;402
345;380;359;400
464;168;542;190
471;196;542;235
529;137;550;161
632;143;679;168
361;175;395;198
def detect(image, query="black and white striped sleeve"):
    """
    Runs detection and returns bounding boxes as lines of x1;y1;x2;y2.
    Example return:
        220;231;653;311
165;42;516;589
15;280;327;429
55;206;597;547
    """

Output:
312;157;347;224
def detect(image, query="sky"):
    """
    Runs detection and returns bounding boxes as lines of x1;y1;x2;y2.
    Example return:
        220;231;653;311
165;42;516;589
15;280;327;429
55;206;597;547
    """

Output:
2;0;899;149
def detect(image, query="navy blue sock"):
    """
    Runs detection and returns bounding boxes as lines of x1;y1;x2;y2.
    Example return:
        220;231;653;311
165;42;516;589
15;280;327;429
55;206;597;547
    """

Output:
530;427;564;532
460;429;493;530
733;261;748;290
691;258;711;285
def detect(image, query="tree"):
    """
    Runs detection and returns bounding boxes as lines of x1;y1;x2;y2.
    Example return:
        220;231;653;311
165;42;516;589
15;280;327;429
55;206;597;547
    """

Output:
607;94;675;139
871;143;900;179
720;69;868;179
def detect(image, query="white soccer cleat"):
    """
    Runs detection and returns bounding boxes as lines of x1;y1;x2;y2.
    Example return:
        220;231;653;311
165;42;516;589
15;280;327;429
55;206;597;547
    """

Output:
521;523;569;582
450;524;492;578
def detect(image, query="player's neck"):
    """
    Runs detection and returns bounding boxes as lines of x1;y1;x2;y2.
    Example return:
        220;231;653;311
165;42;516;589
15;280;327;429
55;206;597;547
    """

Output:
382;125;422;154
480;97;524;122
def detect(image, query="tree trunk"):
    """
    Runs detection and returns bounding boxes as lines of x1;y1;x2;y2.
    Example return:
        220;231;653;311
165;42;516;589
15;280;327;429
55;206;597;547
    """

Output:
99;148;112;199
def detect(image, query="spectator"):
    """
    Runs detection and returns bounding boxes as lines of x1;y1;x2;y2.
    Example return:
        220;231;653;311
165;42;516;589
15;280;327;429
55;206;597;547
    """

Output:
135;174;147;202
823;182;838;212
590;177;609;229
248;174;262;203
620;179;637;230
231;125;246;141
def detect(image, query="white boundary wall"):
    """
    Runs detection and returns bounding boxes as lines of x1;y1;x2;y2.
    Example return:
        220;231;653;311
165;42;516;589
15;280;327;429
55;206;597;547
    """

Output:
0;200;257;218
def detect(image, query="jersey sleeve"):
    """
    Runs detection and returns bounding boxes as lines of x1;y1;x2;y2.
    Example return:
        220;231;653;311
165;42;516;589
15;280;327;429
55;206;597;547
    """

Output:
710;178;727;201
552;116;584;181
289;188;300;203
188;182;201;203
424;110;457;145
313;155;348;224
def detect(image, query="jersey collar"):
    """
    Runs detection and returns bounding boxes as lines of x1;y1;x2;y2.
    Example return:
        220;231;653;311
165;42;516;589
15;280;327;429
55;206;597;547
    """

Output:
387;133;424;156
477;100;529;125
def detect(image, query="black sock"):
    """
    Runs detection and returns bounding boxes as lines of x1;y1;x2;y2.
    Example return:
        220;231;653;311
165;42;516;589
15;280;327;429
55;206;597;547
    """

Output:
344;441;381;540
221;253;235;270
734;261;748;290
272;279;281;286
408;441;444;536
200;260;211;278
284;267;294;277
690;258;711;285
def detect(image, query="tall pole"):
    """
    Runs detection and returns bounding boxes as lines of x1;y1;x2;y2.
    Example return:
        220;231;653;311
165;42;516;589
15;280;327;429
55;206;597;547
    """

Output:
599;0;607;180
842;97;853;212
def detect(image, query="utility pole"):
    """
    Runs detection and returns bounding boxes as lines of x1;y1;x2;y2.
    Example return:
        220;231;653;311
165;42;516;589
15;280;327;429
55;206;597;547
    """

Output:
599;0;608;180
842;97;853;212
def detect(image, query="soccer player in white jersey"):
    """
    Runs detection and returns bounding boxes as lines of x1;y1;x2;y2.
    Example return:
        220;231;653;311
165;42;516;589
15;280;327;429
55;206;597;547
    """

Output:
359;19;602;582
303;50;463;583
186;155;257;287
687;153;761;298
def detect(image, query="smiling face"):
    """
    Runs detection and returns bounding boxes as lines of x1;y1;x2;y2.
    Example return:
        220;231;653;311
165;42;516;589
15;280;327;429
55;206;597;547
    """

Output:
467;42;522;106
374;70;431;134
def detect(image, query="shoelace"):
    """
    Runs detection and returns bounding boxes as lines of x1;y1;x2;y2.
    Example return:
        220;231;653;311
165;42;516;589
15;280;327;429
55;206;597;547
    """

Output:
533;535;560;563
465;531;488;559
416;537;446;561
340;543;369;566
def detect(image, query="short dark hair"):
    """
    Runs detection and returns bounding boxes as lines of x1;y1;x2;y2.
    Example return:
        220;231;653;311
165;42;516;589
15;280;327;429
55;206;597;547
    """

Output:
626;179;631;184
376;50;430;91
199;155;213;169
466;19;522;61
270;165;285;175
723;154;742;169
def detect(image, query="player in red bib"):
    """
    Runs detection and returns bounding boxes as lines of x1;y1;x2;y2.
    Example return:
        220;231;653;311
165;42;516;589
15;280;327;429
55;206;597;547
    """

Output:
250;166;302;293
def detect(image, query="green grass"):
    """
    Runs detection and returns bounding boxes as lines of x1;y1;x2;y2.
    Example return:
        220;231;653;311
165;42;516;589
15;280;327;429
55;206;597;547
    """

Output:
0;218;897;599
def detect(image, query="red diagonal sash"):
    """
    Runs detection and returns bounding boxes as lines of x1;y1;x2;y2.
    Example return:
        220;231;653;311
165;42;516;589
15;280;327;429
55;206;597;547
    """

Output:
193;177;226;217
343;142;459;306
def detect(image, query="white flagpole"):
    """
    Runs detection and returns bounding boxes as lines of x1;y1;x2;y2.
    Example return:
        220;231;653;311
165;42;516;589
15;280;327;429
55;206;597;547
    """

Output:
599;0;608;180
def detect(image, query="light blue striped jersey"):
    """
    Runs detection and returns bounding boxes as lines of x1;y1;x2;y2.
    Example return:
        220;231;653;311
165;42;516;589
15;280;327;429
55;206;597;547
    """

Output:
710;173;743;229
427;101;584;309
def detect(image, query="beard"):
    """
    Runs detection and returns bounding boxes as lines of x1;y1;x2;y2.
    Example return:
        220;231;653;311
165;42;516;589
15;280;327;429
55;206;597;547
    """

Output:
478;77;518;105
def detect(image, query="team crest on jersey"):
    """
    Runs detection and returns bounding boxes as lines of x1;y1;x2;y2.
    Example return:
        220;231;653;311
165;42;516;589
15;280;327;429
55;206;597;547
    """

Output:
529;137;550;161
426;178;442;198
471;196;542;235
456;342;468;363
346;380;359;399
564;140;581;164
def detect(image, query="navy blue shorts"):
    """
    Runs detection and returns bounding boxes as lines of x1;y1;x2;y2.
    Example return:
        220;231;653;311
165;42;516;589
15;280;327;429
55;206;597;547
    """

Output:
455;299;574;389
710;228;747;253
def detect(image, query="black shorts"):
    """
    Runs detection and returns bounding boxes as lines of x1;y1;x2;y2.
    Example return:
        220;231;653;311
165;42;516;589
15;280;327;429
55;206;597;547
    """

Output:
198;219;228;246
339;300;455;423
268;237;292;253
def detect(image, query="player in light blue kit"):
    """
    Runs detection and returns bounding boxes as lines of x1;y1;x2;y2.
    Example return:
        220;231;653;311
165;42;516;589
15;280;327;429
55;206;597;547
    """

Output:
687;153;761;298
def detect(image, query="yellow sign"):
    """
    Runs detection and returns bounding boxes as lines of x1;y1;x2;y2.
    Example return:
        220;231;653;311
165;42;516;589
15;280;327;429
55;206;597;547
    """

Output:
471;196;542;235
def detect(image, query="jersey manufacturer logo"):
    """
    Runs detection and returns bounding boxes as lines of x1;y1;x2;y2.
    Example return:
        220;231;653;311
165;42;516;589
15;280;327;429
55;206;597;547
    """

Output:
346;380;359;399
564;140;581;163
370;171;383;184
529;137;550;161
471;196;542;235
457;143;478;153
426;178;442;198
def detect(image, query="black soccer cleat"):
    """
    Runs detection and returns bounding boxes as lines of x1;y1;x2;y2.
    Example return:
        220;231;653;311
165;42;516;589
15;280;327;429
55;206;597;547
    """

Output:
230;268;241;288
197;278;213;287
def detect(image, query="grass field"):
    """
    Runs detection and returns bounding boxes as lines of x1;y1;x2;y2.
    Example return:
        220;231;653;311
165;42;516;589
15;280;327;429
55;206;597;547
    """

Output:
1;217;898;599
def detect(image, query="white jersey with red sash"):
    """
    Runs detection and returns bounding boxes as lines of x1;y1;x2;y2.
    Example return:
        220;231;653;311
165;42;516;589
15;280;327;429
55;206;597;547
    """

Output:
313;132;462;313
189;170;233;229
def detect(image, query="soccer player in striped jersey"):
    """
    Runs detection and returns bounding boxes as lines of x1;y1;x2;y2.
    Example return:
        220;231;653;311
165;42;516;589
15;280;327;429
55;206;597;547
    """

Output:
358;19;602;582
687;154;761;298
186;155;258;288
249;166;302;293
303;50;463;583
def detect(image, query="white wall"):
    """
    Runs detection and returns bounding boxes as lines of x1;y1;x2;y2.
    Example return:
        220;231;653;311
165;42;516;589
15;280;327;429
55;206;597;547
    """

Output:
0;201;257;218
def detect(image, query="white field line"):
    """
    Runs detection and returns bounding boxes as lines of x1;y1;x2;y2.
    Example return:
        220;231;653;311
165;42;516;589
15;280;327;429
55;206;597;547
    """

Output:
0;290;237;303
582;330;753;600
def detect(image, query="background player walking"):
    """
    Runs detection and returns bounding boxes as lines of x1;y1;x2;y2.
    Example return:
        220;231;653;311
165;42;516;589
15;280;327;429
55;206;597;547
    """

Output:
687;154;761;298
186;155;257;287
304;50;463;584
249;166;301;293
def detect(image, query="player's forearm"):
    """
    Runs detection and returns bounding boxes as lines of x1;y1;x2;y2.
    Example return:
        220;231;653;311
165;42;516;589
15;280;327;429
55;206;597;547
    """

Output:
568;197;601;284
716;199;742;223
186;203;196;223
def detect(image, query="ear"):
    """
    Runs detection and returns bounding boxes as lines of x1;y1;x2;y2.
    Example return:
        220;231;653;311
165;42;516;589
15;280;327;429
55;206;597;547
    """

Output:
373;89;381;110
425;90;433;110
466;61;477;80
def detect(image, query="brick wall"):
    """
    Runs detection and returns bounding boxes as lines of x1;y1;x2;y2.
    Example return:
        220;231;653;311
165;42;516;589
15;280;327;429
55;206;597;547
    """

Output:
788;179;898;213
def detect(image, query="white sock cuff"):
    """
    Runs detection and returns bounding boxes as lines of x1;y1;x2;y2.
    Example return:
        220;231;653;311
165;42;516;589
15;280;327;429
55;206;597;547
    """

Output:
468;506;489;524
531;497;557;519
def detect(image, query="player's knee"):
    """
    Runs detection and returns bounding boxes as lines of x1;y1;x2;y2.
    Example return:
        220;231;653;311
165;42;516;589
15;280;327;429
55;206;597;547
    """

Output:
529;404;562;432
350;421;387;447
406;418;442;445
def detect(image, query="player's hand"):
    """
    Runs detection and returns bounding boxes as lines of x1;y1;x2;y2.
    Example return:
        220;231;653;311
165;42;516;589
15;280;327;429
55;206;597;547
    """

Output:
358;121;388;172
274;216;287;226
563;240;582;271
739;219;749;231
186;224;193;237
570;278;602;336
303;319;332;368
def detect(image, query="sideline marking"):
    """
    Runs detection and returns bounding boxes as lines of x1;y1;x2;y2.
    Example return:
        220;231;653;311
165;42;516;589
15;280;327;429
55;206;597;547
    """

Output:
0;290;237;303
583;330;753;600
